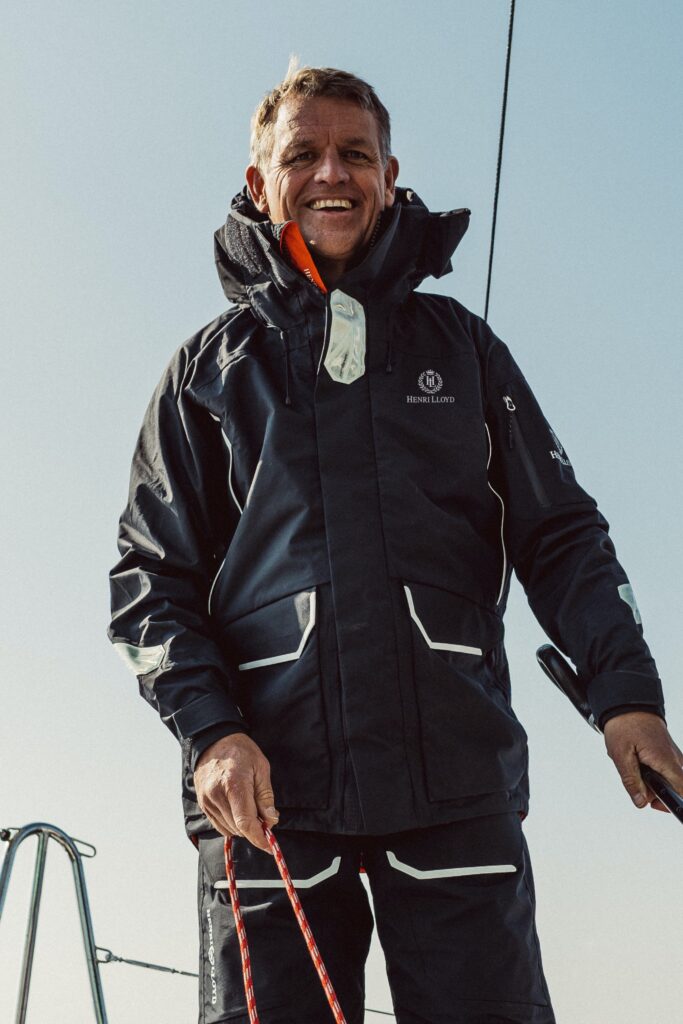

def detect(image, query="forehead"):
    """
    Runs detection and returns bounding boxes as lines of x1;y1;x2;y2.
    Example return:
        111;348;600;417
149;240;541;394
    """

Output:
271;96;381;150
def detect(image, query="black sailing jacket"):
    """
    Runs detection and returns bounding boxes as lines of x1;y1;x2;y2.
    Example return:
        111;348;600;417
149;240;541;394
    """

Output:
108;187;664;838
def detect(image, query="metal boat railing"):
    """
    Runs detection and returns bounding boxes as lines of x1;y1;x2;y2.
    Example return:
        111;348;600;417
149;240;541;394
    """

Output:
1;821;396;1021
0;822;108;1023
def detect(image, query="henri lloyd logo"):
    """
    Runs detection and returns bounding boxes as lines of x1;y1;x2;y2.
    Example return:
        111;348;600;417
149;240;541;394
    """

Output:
206;907;218;1005
407;369;455;403
549;428;571;467
419;369;442;393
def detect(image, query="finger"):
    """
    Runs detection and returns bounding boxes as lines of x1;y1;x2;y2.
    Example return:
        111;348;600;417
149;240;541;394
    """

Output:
253;764;279;828
195;773;238;838
649;798;670;813
639;750;683;800
228;783;272;853
657;762;683;798
611;745;648;808
199;794;239;839
642;766;683;807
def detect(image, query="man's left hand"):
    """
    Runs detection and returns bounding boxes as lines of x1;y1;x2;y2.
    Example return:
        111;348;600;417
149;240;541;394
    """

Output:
604;712;683;812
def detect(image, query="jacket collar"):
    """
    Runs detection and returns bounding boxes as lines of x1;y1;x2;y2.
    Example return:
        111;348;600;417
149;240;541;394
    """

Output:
214;186;470;329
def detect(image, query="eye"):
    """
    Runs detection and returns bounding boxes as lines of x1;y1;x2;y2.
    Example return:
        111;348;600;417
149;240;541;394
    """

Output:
345;150;370;161
290;151;314;163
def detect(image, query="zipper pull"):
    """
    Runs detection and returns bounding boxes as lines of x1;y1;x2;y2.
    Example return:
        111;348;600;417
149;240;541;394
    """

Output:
503;395;516;449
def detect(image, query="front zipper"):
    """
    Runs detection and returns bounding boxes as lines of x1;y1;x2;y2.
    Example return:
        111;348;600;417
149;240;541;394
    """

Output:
502;392;551;509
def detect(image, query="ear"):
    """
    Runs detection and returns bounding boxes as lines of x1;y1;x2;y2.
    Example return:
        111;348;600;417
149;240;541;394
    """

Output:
383;156;399;207
246;165;269;213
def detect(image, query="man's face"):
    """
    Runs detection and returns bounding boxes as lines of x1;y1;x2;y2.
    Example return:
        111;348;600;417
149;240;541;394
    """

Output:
246;96;399;282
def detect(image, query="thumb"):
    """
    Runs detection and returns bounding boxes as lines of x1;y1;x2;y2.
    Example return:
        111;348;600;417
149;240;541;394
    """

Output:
612;744;648;808
253;763;279;823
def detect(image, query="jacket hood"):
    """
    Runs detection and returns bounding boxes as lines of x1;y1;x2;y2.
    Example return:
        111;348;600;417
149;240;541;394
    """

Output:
214;186;470;326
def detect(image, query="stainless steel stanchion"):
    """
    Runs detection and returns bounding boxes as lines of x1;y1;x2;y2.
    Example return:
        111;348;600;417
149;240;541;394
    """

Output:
0;823;108;1023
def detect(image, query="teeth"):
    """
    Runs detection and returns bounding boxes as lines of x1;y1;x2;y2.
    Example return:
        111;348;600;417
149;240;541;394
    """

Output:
310;199;353;210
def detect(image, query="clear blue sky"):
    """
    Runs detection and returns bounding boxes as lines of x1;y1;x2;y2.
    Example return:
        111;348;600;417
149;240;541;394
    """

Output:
1;2;681;1021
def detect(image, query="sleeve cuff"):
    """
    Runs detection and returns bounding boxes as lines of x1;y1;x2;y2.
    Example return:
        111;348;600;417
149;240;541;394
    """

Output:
190;721;249;772
599;704;666;729
587;671;665;730
169;690;245;739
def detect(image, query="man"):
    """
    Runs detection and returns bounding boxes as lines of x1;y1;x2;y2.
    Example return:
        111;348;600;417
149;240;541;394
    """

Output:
109;65;683;1024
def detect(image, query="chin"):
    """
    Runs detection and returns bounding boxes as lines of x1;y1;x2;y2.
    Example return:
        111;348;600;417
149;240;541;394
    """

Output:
313;236;364;262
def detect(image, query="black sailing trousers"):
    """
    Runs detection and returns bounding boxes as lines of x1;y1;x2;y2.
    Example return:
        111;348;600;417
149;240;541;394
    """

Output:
197;813;555;1024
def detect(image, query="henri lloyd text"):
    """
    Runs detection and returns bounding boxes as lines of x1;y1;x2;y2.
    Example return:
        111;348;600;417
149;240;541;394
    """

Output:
406;394;456;403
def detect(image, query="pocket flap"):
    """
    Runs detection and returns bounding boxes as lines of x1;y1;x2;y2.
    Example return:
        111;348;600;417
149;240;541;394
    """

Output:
223;588;316;671
404;581;502;655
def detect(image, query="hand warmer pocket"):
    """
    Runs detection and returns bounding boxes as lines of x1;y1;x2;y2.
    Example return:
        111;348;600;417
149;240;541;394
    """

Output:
221;587;331;809
404;580;527;803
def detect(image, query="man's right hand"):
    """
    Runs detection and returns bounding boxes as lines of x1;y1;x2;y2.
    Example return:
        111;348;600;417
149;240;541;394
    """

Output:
194;733;279;853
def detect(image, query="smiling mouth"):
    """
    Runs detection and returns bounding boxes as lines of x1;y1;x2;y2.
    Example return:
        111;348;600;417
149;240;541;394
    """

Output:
308;198;355;211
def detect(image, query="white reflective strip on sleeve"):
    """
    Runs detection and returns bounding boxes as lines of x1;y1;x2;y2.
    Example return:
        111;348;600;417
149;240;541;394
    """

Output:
324;290;366;384
238;591;316;670
403;586;483;656
485;423;507;606
214;855;341;890
618;583;642;625
386;851;516;879
114;641;166;676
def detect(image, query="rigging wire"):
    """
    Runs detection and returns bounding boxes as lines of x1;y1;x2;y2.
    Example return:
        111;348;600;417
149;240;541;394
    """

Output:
96;947;198;978
484;0;517;323
98;951;396;1017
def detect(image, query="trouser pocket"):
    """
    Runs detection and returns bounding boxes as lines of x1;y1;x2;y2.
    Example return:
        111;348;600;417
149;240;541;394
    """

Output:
363;814;555;1021
197;832;371;1023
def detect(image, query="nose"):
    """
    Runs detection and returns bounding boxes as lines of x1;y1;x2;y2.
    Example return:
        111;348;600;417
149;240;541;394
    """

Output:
314;147;350;185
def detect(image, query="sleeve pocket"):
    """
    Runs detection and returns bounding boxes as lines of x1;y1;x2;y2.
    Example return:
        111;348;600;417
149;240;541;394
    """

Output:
497;376;595;513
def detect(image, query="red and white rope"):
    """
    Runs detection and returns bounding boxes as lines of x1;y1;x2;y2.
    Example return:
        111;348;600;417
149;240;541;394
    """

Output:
224;825;347;1024
223;833;258;1023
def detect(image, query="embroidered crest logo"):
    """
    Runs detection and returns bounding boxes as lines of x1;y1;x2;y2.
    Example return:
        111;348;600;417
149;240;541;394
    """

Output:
406;368;455;404
418;369;443;394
